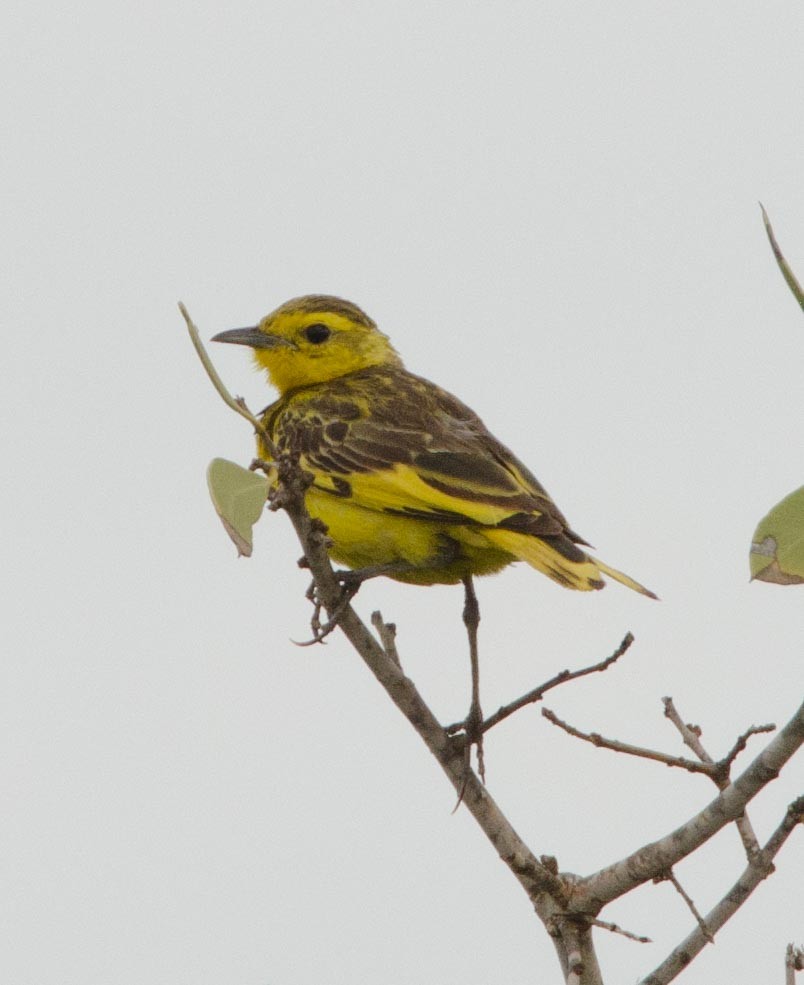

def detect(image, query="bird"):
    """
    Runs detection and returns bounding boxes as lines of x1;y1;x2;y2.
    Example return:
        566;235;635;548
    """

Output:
213;295;656;776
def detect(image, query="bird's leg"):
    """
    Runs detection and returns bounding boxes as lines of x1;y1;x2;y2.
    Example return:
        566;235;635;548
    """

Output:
461;574;485;784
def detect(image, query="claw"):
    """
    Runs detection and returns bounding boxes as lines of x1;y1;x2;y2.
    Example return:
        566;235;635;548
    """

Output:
296;572;361;646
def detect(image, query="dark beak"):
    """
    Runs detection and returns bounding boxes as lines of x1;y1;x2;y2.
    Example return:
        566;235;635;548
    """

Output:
211;326;296;350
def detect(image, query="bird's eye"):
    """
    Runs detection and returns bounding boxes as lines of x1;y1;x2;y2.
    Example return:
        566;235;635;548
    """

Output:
304;323;331;344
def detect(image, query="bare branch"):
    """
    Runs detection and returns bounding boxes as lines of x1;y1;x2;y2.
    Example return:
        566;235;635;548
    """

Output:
787;943;804;985
473;633;635;735
541;708;718;776
371;611;401;667
566;948;584;985
274;453;571;922
639;796;804;985
179;303;278;455
760;204;804;311
663;698;711;761
559;923;604;985
664;697;775;777
579;701;804;905
589;917;651;944
720;723;777;773
654;870;714;943
663;697;764;859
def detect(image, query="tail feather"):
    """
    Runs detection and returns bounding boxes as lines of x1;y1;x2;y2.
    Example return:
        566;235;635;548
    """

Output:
486;528;657;599
590;555;658;600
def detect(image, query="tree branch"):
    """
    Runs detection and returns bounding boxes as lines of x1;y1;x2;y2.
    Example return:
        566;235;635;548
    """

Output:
787;943;804;985
654;870;714;944
761;204;804;311
578;700;804;906
274;454;571;924
590;917;651;944
559;923;604;985
720;723;777;774
468;633;635;735
541;708;719;776
662;698;710;760
663;697;765;859
371;611;401;667
638;796;804;985
179;303;277;455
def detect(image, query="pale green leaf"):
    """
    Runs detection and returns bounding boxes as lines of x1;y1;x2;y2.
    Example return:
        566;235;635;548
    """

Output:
207;458;270;557
750;486;804;585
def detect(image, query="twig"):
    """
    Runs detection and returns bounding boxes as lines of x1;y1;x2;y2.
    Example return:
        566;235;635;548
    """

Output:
639;796;804;985
179;302;278;456
663;697;765;859
447;632;635;735
662;698;711;761
371;611;401;667
787;943;804;985
720;723;777;773
655;870;714;943
541;708;718;775
589;917;651;944
760;204;804;311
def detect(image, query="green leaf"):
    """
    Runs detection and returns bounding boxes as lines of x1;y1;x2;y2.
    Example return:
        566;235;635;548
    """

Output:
750;486;804;585
207;458;270;557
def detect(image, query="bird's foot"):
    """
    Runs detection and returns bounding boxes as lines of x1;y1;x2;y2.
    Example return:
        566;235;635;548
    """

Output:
295;578;353;646
295;565;381;646
464;698;486;784
296;561;414;647
452;699;486;808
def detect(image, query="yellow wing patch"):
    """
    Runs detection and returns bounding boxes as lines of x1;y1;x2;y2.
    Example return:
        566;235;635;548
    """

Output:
324;463;518;527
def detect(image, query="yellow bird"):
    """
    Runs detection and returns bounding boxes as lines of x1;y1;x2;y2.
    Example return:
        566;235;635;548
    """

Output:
213;294;655;601
213;294;655;772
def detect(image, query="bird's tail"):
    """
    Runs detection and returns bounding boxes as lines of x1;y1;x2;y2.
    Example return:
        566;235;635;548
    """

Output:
485;529;657;599
590;555;658;599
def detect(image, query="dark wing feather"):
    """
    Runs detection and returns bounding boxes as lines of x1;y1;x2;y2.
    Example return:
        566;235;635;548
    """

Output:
264;366;586;542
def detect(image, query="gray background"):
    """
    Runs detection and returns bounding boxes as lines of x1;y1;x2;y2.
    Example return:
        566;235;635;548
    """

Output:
2;2;802;983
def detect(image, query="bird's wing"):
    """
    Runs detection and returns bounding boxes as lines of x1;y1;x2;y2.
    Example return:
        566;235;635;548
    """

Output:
269;369;585;542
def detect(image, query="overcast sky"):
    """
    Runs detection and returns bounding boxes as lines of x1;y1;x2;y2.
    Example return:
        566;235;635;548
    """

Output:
2;3;802;984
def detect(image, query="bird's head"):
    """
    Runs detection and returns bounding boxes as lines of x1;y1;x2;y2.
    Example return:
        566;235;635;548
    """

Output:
212;295;402;393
